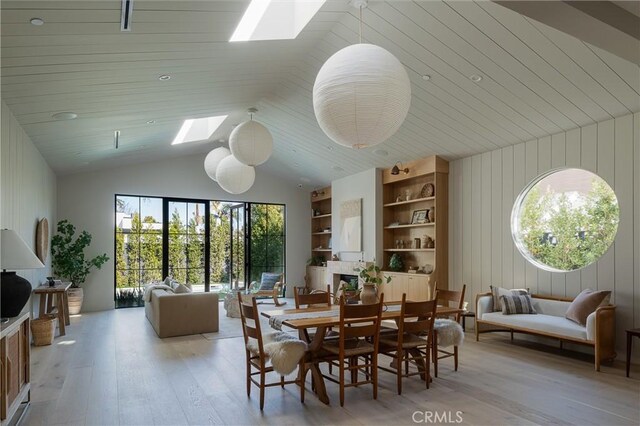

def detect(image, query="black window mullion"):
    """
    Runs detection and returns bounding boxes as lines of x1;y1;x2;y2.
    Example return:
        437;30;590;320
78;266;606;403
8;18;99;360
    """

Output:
204;202;210;292
162;198;169;280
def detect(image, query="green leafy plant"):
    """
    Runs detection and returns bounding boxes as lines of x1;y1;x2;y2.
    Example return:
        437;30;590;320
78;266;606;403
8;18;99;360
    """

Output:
51;220;109;288
388;253;404;272
307;255;326;266
355;264;392;286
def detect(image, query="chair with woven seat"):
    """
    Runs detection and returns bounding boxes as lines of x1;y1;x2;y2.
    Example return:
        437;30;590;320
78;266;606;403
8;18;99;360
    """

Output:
378;294;437;395
433;285;466;377
249;272;286;306
238;293;305;410
315;294;384;407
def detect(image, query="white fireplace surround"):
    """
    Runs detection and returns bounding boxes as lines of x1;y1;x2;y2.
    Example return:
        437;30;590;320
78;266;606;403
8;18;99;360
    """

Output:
326;260;373;294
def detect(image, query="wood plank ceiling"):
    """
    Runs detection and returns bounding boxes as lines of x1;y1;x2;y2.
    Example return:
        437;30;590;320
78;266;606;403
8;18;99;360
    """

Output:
1;1;638;185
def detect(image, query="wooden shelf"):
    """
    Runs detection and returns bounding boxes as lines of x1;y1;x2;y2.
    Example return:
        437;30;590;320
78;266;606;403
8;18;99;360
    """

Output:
382;270;433;276
312;232;332;235
312;214;331;219
312;248;332;252
383;197;435;207
383;248;435;252
384;223;435;229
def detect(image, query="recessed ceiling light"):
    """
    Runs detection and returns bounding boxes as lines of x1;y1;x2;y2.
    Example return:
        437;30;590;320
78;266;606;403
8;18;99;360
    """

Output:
146;120;156;124
373;149;388;156
293;162;300;168
422;74;431;81
332;166;344;172
291;148;297;153
470;74;483;82
172;115;228;145
326;146;334;151
30;18;44;26
52;112;78;120
230;0;326;42
158;74;171;81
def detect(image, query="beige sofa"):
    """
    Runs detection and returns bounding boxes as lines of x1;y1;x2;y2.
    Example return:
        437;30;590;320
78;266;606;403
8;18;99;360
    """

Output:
145;289;219;338
475;292;616;371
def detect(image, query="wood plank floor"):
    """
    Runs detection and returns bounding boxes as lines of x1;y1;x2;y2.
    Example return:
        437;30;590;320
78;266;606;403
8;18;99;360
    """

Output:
24;303;639;425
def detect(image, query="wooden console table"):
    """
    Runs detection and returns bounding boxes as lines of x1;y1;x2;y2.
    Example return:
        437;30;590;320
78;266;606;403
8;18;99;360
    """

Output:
0;311;30;426
33;283;71;336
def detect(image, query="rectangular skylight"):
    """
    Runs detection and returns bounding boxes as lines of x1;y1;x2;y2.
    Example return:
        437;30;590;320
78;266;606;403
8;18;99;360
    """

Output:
230;0;326;42
171;115;228;145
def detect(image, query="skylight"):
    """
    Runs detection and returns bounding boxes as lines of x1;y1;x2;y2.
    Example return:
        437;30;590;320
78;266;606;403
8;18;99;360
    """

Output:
230;0;326;42
171;115;228;145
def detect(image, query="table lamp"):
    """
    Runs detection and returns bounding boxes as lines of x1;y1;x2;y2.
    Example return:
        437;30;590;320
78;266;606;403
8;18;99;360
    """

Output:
1;229;45;318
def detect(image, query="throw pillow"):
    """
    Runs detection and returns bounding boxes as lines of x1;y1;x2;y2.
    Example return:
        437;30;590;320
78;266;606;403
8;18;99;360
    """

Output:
565;289;611;326
174;283;192;294
490;285;529;312
500;294;537;315
258;273;281;291
163;276;172;287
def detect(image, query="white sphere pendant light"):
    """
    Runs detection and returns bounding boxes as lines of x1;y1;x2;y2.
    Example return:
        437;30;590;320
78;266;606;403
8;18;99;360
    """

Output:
312;2;411;149
229;108;273;166
216;155;256;194
203;146;231;181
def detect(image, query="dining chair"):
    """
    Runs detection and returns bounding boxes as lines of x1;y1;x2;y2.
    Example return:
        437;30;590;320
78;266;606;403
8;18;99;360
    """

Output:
433;285;466;377
238;292;305;410
294;285;332;309
378;294;437;395
316;294;384;407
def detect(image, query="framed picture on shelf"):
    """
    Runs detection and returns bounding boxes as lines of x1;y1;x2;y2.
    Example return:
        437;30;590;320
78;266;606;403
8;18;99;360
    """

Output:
411;209;428;224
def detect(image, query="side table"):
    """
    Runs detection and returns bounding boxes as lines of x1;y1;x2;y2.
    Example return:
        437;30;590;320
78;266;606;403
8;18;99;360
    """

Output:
626;328;640;378
33;283;72;336
461;311;475;332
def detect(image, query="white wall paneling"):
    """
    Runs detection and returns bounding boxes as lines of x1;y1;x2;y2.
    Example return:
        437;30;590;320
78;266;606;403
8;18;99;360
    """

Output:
1;100;57;315
449;112;639;361
57;155;310;312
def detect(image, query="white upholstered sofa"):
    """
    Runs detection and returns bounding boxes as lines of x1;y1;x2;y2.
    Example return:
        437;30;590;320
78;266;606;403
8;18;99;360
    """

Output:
475;292;616;371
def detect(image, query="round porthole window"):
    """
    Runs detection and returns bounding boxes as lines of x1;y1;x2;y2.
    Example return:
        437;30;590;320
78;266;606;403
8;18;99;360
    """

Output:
511;168;619;272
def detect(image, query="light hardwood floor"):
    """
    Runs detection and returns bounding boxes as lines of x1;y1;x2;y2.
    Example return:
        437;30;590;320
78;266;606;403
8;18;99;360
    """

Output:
24;303;639;426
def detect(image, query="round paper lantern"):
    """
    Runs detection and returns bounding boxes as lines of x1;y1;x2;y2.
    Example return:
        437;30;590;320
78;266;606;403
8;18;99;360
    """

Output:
216;155;256;194
203;147;231;181
229;120;273;166
313;43;411;149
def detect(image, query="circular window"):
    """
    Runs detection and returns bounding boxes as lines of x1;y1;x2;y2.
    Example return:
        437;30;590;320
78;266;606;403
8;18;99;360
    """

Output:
511;168;619;272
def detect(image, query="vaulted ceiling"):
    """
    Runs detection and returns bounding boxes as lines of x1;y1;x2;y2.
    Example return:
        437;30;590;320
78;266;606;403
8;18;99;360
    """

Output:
2;1;639;187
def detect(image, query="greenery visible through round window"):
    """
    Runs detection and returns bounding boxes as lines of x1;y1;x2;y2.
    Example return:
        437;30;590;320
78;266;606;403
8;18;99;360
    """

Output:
512;168;619;272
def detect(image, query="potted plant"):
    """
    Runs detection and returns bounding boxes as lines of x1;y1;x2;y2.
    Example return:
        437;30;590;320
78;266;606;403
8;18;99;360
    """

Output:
355;264;391;304
306;255;326;267
389;253;404;272
51;220;109;314
342;279;359;304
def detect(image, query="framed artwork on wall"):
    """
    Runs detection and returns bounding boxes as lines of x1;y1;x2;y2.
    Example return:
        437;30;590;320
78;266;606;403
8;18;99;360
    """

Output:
340;199;362;252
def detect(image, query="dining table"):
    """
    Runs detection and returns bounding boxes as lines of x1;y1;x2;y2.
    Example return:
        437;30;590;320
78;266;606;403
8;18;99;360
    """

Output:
261;302;463;405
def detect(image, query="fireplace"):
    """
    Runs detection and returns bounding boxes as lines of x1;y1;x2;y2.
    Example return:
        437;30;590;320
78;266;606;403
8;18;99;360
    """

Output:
325;260;373;295
338;274;359;288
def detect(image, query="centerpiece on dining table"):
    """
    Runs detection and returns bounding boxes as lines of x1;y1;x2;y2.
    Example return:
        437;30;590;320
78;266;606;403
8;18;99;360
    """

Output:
354;264;392;304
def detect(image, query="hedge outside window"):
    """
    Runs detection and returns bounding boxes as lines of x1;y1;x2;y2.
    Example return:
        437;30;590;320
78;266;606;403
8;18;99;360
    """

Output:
511;168;619;272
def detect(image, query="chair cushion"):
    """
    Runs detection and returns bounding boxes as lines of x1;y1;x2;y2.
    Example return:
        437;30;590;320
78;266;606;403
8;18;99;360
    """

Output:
501;294;536;315
565;289;611;326
481;312;588;341
379;333;428;349
258;273;281;291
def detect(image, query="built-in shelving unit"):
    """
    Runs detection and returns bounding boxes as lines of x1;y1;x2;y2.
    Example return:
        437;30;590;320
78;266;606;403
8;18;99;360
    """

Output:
310;186;332;259
381;155;449;291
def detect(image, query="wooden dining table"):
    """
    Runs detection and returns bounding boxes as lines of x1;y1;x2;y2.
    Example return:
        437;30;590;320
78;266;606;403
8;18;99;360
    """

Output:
261;302;463;405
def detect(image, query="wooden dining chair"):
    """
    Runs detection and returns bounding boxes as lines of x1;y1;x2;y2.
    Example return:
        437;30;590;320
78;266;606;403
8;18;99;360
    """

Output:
433;285;466;377
238;292;305;410
316;294;384;407
294;285;331;309
378;294;437;395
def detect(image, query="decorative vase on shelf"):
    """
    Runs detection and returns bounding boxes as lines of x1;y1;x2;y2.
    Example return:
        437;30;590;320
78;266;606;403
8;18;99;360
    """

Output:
428;207;435;223
360;283;378;304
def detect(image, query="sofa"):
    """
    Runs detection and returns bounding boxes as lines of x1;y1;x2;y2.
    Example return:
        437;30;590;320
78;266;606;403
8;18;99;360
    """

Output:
145;289;219;338
475;292;616;371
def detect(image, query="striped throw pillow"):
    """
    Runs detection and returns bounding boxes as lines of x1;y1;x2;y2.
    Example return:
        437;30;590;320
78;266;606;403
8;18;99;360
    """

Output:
500;294;537;315
490;285;529;312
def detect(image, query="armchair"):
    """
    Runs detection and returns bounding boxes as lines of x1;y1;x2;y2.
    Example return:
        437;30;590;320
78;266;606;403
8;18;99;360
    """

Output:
248;272;286;306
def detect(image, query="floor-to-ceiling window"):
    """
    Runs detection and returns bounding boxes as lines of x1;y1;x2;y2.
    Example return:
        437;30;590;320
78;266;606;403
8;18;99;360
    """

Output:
114;195;285;308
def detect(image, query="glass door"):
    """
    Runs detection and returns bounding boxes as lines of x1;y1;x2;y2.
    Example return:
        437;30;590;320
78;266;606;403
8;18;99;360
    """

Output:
229;203;246;291
164;199;209;292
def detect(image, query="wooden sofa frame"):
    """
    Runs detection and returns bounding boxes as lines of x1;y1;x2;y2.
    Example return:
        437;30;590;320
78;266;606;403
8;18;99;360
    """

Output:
475;292;616;371
248;281;286;306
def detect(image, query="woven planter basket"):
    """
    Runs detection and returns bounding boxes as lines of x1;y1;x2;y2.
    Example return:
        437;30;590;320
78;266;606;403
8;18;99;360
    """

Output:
31;315;56;346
